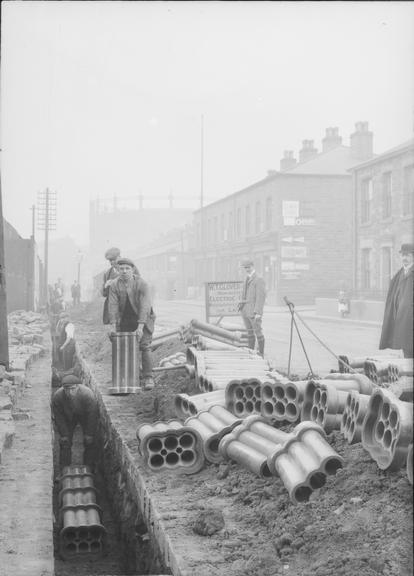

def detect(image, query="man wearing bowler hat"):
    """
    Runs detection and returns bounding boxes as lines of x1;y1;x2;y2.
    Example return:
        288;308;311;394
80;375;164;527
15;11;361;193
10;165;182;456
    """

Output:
51;375;99;470
107;257;156;389
238;258;266;356
380;243;414;358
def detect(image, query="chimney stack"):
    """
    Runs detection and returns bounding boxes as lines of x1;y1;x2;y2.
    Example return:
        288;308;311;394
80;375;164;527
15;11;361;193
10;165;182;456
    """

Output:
280;150;297;172
350;121;373;161
322;127;342;152
299;140;318;163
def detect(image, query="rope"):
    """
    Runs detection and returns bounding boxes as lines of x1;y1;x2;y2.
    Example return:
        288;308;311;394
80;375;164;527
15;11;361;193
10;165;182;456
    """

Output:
283;297;357;374
284;298;314;377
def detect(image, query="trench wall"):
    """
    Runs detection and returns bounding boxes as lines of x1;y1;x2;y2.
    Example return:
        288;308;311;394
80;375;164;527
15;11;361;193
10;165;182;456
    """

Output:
75;344;180;576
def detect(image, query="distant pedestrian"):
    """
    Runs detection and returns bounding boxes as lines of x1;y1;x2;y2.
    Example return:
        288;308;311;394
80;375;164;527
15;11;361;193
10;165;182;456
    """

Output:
379;243;414;358
107;258;156;389
52;375;99;470
238;258;266;356
71;281;81;306
102;247;121;324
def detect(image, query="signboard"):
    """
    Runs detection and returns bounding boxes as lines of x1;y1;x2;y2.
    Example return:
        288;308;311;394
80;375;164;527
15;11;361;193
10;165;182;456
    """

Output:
284;217;316;227
282;201;299;219
281;261;310;271
281;271;301;280
205;281;244;321
281;246;308;258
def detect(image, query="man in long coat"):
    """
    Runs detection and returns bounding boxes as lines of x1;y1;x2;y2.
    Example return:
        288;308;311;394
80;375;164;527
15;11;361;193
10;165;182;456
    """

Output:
107;258;156;389
238;258;266;356
379;243;414;358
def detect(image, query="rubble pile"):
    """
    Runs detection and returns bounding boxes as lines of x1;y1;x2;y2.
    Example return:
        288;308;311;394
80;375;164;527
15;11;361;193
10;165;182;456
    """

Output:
8;310;48;371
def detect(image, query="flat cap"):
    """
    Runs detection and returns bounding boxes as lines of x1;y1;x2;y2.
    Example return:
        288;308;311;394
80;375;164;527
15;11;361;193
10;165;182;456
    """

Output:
105;247;121;260
117;257;135;268
399;243;414;254
62;374;81;387
240;258;254;268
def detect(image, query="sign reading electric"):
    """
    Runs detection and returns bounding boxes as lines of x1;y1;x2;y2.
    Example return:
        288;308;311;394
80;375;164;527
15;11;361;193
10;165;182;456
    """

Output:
205;281;244;321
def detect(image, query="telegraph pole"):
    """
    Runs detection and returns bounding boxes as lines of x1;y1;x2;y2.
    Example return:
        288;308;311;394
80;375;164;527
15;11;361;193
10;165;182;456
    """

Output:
37;188;56;306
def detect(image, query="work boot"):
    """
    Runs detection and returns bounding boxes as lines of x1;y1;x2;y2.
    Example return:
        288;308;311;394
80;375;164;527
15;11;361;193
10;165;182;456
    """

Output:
142;377;155;390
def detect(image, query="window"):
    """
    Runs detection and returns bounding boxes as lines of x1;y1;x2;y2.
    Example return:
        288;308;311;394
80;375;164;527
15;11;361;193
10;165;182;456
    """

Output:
361;248;371;290
381;247;392;290
382;172;392;219
265;197;273;231
403;164;414;215
245;205;251;235
255;201;261;233
236;208;242;237
361;178;372;223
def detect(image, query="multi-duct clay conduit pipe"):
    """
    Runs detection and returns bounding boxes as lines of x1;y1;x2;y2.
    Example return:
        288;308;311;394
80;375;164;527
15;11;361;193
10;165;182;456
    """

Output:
387;359;413;383
225;378;263;418
189;319;243;342
137;419;205;474
340;390;371;444
261;378;308;423
361;387;413;471
184;405;242;463
174;390;226;420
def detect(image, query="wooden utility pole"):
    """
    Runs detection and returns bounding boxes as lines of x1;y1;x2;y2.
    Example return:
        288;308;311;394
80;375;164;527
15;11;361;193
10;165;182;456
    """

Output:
37;188;56;305
0;175;9;369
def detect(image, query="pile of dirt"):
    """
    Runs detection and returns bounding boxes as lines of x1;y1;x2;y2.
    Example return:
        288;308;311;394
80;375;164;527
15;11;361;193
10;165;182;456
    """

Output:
71;300;413;576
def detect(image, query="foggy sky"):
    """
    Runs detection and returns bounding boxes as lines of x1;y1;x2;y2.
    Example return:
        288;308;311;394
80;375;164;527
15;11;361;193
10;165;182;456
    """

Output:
1;1;413;245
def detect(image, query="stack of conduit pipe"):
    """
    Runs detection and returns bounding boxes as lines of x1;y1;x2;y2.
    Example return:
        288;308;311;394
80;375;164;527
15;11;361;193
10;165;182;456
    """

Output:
364;359;398;385
301;373;373;433
261;377;308;423
219;416;344;504
182;319;246;348
59;465;106;560
184;405;242;463
174;390;226;420
151;328;182;351
225;378;263;418
137;420;205;474
361;387;413;471
340;390;371;444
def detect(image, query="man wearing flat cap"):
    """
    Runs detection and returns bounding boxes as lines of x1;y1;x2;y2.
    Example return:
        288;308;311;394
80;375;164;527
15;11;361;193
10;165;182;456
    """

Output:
107;258;156;389
51;375;99;470
238;258;267;356
380;243;414;358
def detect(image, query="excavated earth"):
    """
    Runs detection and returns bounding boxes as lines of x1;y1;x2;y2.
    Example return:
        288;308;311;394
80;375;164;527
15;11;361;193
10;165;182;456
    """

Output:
72;300;413;576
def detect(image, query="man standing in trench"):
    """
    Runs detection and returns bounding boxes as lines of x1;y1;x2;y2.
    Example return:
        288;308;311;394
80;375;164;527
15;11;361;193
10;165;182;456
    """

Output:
107;257;156;390
52;374;99;471
238;258;266;356
379;243;414;358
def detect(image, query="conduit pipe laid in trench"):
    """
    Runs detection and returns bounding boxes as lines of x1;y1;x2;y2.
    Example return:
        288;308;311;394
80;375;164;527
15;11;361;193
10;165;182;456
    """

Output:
184;405;242;463
137;419;205;474
301;373;374;433
58;465;107;560
340;390;371;444
219;416;343;504
361;387;413;471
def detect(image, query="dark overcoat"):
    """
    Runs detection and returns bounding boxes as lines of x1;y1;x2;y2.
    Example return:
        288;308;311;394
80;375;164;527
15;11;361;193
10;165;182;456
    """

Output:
240;273;266;317
102;265;119;324
379;267;413;351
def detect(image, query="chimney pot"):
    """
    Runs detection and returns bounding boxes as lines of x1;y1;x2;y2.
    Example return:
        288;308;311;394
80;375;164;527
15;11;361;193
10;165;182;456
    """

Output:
299;140;318;163
322;126;342;152
280;150;297;171
350;121;373;160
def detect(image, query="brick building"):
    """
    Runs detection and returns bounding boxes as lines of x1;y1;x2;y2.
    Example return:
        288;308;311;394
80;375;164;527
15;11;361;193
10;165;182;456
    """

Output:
191;123;374;305
350;138;414;300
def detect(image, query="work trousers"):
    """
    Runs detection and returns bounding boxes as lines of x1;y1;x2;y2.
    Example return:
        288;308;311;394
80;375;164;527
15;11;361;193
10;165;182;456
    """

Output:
241;315;265;356
58;420;97;470
119;314;153;379
59;340;76;371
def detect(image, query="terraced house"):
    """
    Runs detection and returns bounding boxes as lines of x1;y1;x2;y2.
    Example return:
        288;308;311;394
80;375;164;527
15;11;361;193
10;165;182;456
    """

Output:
192;122;374;305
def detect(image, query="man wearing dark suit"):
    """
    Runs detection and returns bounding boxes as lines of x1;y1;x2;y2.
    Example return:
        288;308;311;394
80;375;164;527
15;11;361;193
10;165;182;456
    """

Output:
238;258;266;356
107;258;156;389
379;243;414;358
